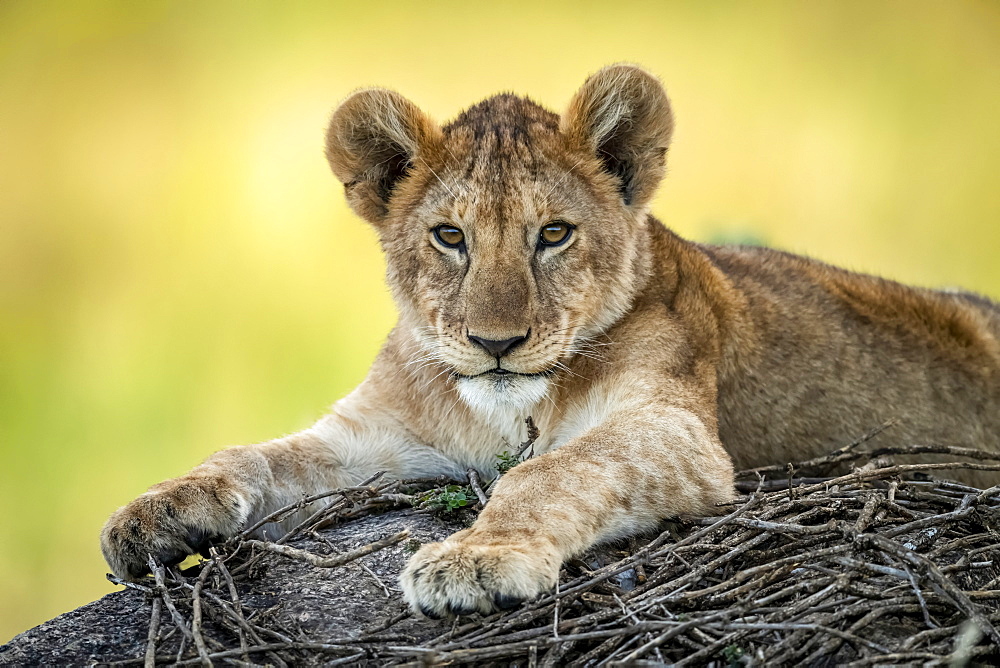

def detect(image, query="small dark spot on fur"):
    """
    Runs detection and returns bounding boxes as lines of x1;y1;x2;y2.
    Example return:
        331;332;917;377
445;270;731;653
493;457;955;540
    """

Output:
494;593;523;610
160;548;188;568
448;603;478;616
185;527;219;553
419;604;443;620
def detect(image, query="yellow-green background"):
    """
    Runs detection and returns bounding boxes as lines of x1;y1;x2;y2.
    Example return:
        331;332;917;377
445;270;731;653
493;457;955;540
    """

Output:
2;0;998;642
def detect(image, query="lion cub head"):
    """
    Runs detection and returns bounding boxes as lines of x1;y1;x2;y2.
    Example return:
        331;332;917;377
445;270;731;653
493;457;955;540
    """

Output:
325;65;673;412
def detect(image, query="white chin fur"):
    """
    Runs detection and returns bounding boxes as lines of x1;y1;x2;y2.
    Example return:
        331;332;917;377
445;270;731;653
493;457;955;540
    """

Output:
456;374;549;420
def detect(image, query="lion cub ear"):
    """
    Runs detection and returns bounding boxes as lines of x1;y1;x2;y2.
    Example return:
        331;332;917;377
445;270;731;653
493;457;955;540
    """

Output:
562;64;674;209
325;88;441;226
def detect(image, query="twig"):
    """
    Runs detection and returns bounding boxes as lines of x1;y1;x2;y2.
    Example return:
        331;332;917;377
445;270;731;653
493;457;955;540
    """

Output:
760;462;1000;500
238;471;386;538
167;642;371;665
467;468;489;506
849;530;1000;645
107;574;153;594
244;530;410;569
149;557;193;644
209;548;261;666
515;416;540;459
736;419;899;477
108;427;1000;667
191;560;214;666
485;417;541;495
143;596;161;668
358;559;393;597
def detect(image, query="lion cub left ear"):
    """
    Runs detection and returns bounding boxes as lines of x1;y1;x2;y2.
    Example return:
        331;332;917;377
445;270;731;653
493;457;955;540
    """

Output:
326;88;441;226
562;64;674;210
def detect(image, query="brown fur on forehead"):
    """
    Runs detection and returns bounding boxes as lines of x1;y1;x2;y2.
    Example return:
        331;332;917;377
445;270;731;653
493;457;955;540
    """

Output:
415;111;615;236
443;94;560;142
441;94;563;185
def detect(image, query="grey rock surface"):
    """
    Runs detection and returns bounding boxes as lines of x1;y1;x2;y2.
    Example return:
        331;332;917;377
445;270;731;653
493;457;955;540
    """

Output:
0;510;458;666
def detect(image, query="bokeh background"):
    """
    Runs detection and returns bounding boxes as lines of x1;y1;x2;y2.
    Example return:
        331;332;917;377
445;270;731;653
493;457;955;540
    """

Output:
2;0;999;642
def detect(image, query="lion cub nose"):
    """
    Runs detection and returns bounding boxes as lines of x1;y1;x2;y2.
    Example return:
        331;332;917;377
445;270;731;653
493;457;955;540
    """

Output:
468;333;528;358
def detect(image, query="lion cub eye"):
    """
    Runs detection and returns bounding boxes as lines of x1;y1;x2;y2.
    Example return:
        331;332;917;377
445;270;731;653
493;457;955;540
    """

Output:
433;225;465;249
538;221;574;248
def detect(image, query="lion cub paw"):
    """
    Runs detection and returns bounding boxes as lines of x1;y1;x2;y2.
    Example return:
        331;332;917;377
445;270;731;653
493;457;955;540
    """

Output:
100;475;248;580
400;536;560;618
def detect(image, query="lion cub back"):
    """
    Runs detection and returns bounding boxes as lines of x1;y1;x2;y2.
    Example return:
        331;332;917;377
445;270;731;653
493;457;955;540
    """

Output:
700;242;1000;483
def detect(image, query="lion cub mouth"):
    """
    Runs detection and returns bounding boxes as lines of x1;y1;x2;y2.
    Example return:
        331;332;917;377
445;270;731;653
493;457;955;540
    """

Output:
456;366;557;379
453;367;554;413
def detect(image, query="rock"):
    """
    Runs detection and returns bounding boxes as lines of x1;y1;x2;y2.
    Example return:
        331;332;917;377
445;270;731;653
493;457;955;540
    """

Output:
0;510;458;666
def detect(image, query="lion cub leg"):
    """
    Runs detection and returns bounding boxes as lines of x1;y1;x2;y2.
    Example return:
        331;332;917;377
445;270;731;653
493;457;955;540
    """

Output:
101;432;332;579
401;404;735;617
101;413;463;580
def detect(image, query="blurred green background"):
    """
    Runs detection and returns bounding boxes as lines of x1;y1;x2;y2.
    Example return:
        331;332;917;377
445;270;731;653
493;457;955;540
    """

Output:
1;0;999;642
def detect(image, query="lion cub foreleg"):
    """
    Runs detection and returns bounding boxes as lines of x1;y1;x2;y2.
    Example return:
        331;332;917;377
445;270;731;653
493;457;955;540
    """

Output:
101;411;463;580
401;404;736;617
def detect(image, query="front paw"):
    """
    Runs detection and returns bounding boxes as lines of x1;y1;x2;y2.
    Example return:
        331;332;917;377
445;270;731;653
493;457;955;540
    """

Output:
400;534;560;618
101;475;248;580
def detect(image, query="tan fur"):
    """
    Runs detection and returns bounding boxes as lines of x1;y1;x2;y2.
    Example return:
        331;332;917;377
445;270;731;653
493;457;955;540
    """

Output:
100;65;1000;618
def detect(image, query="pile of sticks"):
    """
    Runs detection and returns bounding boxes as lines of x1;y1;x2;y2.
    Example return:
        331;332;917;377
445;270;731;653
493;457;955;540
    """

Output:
109;426;1000;666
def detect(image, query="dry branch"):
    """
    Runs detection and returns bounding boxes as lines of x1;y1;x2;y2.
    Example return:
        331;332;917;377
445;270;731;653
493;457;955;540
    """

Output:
95;431;1000;666
243;530;410;569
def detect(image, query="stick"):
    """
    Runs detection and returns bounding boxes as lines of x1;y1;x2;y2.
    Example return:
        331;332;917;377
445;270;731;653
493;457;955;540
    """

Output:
191;561;214;666
849;531;1000;646
467;468;489;506
238;471;386;538
736;419;898;477
148;557;194;644
143;596;161;668
244;530;410;569
515;416;540;459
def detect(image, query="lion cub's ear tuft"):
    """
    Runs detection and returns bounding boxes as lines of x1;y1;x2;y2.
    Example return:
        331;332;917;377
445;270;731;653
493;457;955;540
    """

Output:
325;88;441;226
562;64;674;209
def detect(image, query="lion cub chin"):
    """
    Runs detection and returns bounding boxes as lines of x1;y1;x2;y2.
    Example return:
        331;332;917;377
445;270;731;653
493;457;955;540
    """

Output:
101;64;1000;619
455;373;550;418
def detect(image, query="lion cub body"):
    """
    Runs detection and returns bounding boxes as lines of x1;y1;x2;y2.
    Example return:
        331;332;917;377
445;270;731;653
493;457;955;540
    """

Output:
697;241;1000;476
101;66;1000;618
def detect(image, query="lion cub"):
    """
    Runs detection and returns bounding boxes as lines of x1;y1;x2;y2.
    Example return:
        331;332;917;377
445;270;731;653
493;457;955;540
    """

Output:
101;65;1000;618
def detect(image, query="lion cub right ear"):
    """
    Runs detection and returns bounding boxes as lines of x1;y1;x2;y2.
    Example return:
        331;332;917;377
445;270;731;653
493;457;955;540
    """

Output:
325;89;441;226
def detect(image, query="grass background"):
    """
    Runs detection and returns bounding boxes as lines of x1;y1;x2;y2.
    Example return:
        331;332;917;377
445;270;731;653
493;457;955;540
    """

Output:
1;0;998;642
